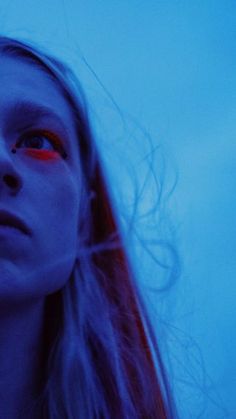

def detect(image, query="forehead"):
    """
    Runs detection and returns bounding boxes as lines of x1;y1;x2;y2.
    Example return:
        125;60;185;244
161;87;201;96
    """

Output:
0;54;76;137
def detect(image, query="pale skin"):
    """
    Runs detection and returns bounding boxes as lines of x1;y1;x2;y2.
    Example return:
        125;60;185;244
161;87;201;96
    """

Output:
0;55;83;417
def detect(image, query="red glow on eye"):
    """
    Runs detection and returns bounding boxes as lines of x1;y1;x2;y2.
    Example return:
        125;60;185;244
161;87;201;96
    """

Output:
13;129;68;160
24;149;60;161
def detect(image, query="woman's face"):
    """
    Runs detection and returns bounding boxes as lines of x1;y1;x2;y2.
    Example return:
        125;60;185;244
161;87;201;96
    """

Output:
0;54;82;301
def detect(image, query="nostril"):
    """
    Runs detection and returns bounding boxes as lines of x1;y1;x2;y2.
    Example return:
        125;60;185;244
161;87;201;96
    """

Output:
3;174;20;189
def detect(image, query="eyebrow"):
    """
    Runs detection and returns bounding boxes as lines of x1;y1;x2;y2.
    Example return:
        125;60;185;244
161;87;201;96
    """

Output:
6;99;70;136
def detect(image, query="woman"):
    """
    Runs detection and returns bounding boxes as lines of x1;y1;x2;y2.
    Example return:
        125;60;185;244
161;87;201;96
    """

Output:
0;36;176;418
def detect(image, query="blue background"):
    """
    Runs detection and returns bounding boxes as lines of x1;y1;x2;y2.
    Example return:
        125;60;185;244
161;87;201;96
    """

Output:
0;1;235;417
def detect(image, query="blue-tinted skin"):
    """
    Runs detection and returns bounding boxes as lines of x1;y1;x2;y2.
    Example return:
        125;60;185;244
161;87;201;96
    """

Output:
0;55;82;417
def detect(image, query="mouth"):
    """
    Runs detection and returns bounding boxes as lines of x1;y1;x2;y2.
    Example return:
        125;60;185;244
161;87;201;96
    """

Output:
0;210;30;235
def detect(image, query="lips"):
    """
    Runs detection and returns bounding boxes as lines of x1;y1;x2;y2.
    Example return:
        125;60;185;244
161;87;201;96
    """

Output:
0;210;30;235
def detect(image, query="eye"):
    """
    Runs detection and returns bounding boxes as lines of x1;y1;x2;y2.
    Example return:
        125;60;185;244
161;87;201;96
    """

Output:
14;130;68;159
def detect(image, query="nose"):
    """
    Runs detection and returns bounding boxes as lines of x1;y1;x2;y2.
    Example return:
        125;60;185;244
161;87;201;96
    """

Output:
0;142;23;194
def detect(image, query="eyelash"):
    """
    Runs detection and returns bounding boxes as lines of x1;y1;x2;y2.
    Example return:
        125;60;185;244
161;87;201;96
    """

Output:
14;130;68;160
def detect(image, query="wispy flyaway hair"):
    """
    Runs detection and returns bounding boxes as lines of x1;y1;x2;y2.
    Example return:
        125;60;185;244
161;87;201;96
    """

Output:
0;36;177;418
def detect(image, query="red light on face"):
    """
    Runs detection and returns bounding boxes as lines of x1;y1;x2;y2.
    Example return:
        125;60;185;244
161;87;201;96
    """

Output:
23;149;61;161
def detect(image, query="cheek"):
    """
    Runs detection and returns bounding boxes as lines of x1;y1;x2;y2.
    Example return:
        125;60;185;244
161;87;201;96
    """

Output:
50;172;81;242
35;170;81;289
44;164;81;221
